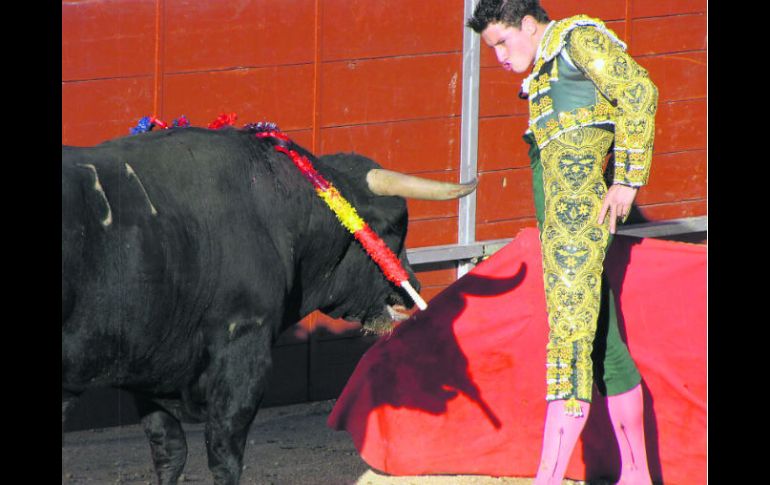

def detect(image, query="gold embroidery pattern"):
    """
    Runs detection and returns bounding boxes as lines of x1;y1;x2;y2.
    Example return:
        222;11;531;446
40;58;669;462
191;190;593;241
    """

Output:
550;56;559;80
529;73;550;97
521;57;546;96
522;15;625;98
539;127;615;404
538;15;626;64
566;26;658;187
531;95;554;123
529;97;614;148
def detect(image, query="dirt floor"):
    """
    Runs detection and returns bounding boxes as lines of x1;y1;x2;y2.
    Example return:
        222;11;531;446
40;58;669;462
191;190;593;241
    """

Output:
62;399;608;485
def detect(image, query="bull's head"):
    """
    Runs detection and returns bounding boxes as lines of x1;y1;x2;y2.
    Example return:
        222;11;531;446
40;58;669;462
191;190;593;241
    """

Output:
311;153;477;335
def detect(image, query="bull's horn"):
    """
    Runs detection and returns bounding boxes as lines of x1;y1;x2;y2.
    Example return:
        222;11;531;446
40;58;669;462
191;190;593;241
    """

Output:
366;169;478;200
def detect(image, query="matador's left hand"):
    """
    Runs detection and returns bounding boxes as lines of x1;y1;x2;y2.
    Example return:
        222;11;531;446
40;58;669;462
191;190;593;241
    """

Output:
598;184;638;234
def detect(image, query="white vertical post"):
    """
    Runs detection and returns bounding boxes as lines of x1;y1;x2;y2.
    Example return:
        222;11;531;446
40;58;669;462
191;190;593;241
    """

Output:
458;0;480;278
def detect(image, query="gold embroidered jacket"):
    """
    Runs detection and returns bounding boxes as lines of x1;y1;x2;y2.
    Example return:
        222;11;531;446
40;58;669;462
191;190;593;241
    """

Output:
523;15;659;187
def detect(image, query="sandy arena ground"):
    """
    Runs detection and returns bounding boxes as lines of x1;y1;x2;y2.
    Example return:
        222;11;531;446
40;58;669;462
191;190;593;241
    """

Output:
62;399;611;485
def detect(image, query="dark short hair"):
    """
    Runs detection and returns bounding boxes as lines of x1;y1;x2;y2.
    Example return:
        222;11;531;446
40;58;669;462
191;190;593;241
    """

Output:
466;0;550;33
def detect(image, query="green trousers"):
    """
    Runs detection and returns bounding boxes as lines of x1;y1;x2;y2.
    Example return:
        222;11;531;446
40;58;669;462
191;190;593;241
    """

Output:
526;131;641;397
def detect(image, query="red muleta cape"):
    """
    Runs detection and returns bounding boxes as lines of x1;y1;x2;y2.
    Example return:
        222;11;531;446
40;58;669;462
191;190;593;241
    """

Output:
328;227;706;485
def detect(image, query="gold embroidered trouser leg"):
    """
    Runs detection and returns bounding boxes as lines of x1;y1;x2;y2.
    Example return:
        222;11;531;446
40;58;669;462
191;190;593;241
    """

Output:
539;127;615;413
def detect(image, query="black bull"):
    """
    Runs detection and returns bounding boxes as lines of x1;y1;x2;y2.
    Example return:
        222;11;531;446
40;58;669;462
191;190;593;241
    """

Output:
62;126;475;484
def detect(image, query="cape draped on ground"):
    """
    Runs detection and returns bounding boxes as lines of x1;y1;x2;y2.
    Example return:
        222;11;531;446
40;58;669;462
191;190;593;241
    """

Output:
327;227;706;484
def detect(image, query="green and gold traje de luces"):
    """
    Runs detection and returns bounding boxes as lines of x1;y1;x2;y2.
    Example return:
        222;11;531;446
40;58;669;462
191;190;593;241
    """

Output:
540;127;613;416
523;16;658;416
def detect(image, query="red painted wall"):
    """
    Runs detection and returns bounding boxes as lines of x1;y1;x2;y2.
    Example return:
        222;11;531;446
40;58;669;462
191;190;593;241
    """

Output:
62;0;707;305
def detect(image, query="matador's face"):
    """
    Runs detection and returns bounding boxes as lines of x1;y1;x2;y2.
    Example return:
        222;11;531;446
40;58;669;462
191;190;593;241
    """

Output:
481;21;538;74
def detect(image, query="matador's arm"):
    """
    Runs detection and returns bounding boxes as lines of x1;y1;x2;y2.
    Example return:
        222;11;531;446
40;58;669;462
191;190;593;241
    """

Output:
565;26;659;188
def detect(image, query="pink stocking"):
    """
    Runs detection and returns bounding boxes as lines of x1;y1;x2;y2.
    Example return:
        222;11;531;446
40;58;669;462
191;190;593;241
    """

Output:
533;399;590;485
607;383;652;485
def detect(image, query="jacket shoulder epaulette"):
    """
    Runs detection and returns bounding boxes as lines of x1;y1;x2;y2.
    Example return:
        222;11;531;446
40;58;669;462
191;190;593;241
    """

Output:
539;15;627;62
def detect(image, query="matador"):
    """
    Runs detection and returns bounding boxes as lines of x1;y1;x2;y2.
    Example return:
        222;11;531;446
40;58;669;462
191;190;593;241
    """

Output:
522;14;658;416
468;3;658;483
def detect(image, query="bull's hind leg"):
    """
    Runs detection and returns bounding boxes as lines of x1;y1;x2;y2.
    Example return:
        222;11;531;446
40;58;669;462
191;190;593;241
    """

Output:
205;320;272;485
135;397;188;485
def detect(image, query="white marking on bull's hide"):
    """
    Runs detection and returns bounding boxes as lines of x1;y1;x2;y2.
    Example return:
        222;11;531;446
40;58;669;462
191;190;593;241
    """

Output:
76;164;112;227
228;318;266;338
125;163;158;216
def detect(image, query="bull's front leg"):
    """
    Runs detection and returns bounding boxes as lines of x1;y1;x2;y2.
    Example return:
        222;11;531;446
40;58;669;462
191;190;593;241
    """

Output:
134;397;188;485
205;318;273;484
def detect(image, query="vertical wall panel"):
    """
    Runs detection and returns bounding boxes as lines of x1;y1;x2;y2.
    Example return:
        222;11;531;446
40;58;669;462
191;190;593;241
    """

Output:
654;99;707;154
476;169;535;223
321;0;463;61
62;78;154;146
287;130;314;150
630;14;707;56
62;0;156;81
631;0;706;18
637;53;707;102
635;150;707;205
319;54;462;127
541;0;626;21
478;68;527;118
636;199;706;221
477;116;530;172
163;66;315;130
319;118;460;174
406;218;458;248
416;266;458;287
164;0;315;72
477;218;538;242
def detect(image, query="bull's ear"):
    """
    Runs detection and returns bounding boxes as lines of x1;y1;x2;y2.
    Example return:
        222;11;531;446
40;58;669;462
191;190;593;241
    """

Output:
366;169;477;200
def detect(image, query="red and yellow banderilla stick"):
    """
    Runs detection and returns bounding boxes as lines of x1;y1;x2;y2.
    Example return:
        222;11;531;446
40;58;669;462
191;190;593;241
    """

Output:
256;129;427;311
